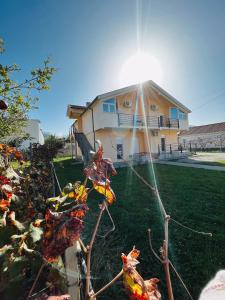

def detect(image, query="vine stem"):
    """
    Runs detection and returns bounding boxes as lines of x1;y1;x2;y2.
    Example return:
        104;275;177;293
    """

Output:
27;261;46;299
90;269;123;299
85;201;106;299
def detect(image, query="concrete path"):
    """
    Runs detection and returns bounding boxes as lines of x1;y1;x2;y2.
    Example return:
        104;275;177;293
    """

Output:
156;160;225;172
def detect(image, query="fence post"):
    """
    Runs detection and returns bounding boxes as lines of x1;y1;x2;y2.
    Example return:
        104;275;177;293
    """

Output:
189;142;192;152
158;144;160;155
170;144;172;154
65;242;81;300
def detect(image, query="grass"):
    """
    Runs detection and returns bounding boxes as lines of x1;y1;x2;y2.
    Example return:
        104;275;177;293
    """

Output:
197;160;225;167
54;158;225;300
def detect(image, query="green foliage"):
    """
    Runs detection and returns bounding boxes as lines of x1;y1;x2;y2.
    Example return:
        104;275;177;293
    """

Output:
0;37;56;142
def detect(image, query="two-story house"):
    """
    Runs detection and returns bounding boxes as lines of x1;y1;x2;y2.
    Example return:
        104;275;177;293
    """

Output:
67;80;191;163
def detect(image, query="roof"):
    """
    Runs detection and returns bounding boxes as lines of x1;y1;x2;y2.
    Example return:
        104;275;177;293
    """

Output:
180;122;225;136
66;104;86;118
67;80;191;118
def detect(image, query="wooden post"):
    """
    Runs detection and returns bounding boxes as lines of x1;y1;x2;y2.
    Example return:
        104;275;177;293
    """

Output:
161;215;174;300
65;242;81;300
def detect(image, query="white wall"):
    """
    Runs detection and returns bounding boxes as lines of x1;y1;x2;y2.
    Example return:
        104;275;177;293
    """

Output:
180;131;225;148
21;119;45;149
82;100;118;134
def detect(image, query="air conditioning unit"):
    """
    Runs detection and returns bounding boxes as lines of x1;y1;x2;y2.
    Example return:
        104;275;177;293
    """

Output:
123;100;132;108
150;104;158;111
151;130;159;136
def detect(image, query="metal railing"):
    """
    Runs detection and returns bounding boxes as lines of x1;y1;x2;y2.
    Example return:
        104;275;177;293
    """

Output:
118;113;179;129
158;143;191;155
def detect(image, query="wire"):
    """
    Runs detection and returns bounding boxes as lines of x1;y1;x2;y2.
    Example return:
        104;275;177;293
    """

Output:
192;89;225;112
169;260;194;300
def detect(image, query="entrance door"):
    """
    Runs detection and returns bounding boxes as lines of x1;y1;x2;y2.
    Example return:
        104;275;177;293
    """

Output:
116;137;124;159
161;138;166;151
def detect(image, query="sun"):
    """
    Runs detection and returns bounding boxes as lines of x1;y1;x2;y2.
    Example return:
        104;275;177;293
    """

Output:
120;52;163;86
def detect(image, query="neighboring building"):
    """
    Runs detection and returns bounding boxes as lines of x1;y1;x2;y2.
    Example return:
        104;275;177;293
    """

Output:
20;119;45;149
67;80;191;163
179;122;225;150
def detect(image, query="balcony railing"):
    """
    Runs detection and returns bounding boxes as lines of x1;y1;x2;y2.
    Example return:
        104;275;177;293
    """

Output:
118;113;179;129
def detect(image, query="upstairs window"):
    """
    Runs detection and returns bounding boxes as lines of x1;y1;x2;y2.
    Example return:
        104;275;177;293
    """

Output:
102;98;116;113
170;107;187;120
178;110;187;120
170;107;178;119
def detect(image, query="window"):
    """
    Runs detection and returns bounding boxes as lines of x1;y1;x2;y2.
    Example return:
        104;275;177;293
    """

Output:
170;107;178;119
102;98;116;113
178;110;187;120
170;107;187;120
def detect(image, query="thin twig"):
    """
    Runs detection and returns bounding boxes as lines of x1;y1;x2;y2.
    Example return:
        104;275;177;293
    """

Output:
1;76;40;93
27;262;46;299
170;217;212;237
97;202;115;238
148;229;163;263
169;260;194;300
90;269;123;298
79;238;88;253
28;285;50;299
85;201;106;298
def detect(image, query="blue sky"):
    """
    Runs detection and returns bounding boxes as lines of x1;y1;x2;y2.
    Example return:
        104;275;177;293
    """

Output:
1;0;225;135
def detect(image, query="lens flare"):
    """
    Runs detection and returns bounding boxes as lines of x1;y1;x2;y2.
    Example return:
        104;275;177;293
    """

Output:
120;52;163;86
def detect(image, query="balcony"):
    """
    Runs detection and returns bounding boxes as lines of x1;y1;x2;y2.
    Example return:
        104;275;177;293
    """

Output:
117;113;179;129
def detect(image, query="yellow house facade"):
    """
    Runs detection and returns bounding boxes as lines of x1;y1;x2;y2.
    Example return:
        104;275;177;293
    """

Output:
67;81;191;163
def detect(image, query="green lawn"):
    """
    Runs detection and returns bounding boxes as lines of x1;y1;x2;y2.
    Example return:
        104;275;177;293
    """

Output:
54;158;225;300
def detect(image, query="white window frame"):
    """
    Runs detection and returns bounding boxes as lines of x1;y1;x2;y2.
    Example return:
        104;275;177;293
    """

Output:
102;98;116;113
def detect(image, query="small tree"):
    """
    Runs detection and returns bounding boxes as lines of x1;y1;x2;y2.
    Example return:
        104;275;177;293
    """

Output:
214;134;225;151
44;135;65;158
0;38;56;142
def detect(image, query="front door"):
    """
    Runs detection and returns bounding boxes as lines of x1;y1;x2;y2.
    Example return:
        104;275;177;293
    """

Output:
161;138;166;151
116;137;124;159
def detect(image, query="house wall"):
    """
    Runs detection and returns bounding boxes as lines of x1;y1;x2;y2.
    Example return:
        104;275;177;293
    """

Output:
20;119;44;149
94;128;179;162
80;87;189;132
180;131;225;149
70;84;189;161
96;129;147;162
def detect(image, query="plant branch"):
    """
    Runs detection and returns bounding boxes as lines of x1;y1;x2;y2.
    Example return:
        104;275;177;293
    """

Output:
148;229;163;263
97;202;115;238
27;261;46;299
85;201;106;299
79;238;87;253
170;217;212;237
1;76;39;94
90;269;123;298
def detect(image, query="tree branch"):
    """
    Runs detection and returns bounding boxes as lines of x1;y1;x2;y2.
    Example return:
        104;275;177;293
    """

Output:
85;201;106;299
89;269;123;299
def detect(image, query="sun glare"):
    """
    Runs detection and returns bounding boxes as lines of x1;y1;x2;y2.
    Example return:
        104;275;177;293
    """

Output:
120;52;163;86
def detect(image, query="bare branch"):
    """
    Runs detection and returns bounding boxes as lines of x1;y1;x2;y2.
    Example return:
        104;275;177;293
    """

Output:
90;269;123;298
148;229;163;263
